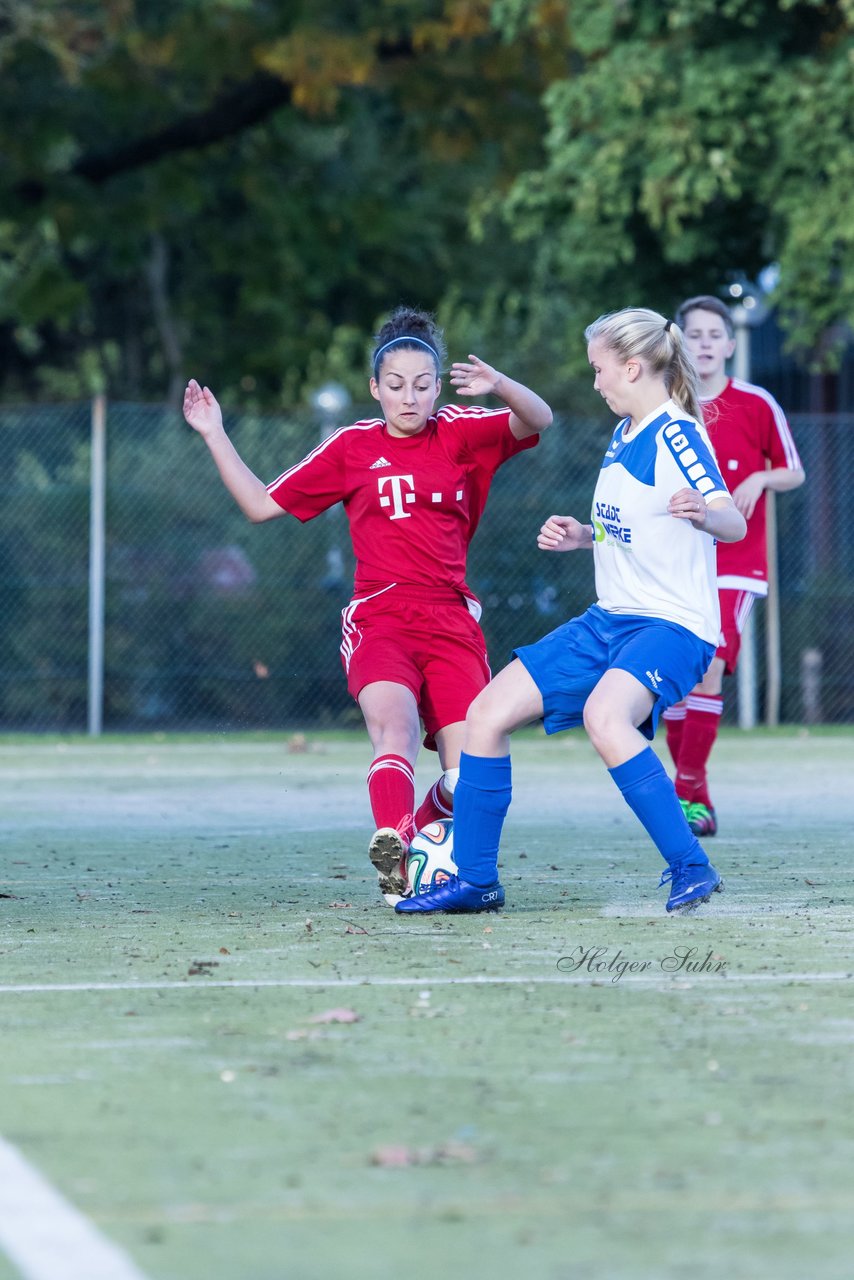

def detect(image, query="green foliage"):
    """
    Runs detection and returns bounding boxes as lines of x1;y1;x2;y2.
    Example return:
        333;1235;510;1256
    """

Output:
0;0;850;406
491;0;853;366
0;0;552;404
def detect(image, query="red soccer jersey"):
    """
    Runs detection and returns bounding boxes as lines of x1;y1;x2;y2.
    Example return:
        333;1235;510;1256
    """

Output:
266;404;537;608
703;378;802;592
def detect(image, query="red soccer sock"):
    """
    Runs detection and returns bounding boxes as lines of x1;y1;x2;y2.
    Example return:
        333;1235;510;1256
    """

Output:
414;777;454;832
675;694;723;808
662;702;686;778
366;754;415;832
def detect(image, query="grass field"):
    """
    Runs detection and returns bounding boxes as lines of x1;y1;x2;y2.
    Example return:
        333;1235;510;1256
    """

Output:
1;727;853;1280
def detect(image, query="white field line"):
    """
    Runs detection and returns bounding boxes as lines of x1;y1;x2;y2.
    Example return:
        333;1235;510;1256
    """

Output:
0;1136;150;1280
0;972;850;995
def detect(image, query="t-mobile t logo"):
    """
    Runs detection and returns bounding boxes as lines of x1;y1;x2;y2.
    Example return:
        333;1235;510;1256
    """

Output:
378;474;416;520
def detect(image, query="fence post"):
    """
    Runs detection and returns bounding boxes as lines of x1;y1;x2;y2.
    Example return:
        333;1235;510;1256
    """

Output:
800;648;823;723
737;609;758;729
732;315;757;729
88;395;107;737
764;488;781;725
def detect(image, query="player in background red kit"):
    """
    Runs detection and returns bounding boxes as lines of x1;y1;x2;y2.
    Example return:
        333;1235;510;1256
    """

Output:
183;307;552;902
662;295;805;835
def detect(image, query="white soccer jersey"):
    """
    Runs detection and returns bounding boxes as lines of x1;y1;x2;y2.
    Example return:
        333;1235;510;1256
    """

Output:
592;399;730;644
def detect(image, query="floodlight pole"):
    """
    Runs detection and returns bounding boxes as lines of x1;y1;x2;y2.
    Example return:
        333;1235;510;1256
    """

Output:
87;394;107;737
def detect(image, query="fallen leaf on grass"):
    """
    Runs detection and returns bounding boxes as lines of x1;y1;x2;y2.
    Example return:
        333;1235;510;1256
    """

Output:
328;901;353;909
344;923;368;935
370;1145;415;1168
188;960;219;976
308;1007;360;1024
370;1141;477;1168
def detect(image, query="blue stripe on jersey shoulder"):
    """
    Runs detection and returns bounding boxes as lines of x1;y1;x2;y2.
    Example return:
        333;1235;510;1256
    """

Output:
600;410;726;495
660;416;727;496
599;411;669;487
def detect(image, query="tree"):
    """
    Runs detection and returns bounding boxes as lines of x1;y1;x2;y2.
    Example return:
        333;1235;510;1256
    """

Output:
0;0;850;407
0;0;554;404
485;0;854;371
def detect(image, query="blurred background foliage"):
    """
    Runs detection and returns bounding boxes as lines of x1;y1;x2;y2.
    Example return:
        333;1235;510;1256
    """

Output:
3;399;851;731
0;0;851;413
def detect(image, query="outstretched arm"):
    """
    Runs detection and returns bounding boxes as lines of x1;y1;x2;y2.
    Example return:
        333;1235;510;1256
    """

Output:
449;354;553;439
183;380;284;524
537;514;594;552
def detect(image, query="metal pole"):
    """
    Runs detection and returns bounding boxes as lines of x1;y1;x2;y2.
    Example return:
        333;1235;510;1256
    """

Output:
764;488;781;725
87;394;106;737
732;312;751;384
737;610;758;729
800;647;823;724
731;315;757;729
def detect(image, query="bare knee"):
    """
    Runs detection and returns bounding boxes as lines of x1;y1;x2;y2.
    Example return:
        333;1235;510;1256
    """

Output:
362;707;420;759
697;657;725;696
583;695;633;760
464;684;514;755
373;722;420;759
583;698;612;756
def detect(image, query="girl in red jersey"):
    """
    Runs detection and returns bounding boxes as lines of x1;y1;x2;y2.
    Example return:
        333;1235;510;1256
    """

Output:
662;295;805;837
183;307;552;902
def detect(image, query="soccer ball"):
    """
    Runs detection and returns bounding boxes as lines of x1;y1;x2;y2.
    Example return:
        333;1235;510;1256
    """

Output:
406;819;457;895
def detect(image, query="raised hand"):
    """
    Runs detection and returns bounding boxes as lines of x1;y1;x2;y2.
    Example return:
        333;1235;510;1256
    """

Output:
183;379;224;438
449;354;502;398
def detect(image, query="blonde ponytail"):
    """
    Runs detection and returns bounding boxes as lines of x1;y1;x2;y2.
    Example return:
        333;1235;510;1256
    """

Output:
585;308;703;423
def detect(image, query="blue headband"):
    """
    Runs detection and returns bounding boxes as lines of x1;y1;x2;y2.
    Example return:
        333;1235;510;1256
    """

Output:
373;336;439;378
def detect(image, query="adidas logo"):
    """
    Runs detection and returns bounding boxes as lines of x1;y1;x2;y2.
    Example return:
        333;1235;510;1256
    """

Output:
370;456;391;470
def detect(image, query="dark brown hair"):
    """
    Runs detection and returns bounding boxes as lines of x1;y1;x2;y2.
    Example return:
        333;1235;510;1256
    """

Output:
372;307;446;379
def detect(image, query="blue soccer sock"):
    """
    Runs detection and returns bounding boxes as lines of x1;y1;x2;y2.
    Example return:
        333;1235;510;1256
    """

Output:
608;747;707;869
453;752;512;887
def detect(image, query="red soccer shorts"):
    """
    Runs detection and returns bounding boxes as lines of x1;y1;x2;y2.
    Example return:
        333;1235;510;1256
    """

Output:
716;586;762;674
340;586;491;745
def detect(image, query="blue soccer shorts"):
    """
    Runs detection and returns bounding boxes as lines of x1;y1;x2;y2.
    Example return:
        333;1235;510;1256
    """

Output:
513;603;715;740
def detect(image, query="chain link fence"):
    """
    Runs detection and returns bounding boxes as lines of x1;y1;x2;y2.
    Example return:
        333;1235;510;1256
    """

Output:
1;399;851;732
